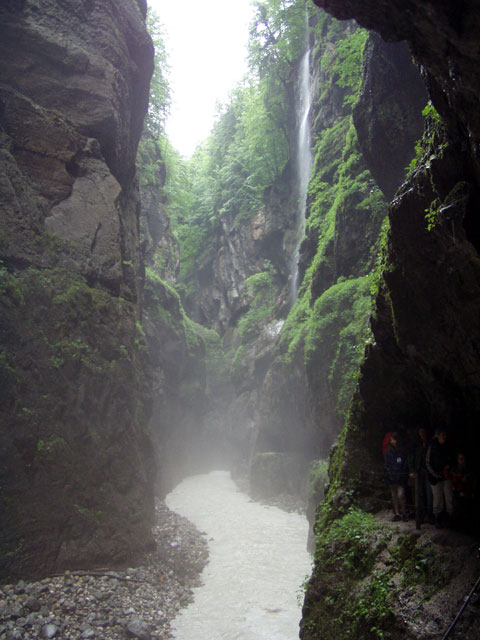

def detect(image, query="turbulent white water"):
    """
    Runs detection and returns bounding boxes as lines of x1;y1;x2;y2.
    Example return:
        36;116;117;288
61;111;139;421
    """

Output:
166;470;312;640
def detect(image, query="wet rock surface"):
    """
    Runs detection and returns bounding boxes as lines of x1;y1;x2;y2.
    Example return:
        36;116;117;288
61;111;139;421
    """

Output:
0;502;208;640
0;0;156;577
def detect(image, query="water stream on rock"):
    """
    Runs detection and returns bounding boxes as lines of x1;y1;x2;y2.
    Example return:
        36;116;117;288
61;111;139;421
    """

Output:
289;43;313;307
166;470;312;640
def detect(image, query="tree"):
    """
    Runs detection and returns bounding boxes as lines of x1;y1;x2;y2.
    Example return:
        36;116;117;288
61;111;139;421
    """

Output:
144;8;171;139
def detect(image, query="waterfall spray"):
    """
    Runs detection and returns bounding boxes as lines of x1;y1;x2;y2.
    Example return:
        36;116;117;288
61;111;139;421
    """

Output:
289;35;313;307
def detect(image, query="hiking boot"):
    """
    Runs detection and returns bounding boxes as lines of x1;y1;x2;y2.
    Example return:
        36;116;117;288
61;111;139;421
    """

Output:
392;514;401;522
402;514;409;522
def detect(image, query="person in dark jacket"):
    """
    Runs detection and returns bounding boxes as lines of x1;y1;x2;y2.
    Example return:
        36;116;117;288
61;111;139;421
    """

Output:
408;426;434;524
450;451;474;529
385;432;409;522
426;428;454;527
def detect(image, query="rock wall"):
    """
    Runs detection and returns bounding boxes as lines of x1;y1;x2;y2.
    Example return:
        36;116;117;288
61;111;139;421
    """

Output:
138;139;179;282
0;0;155;579
352;32;427;201
247;13;426;501
183;13;426;503
183;164;297;338
309;0;480;523
301;1;480;637
142;273;220;496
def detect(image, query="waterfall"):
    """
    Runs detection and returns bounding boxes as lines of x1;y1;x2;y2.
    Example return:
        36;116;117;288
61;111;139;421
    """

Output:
289;42;313;307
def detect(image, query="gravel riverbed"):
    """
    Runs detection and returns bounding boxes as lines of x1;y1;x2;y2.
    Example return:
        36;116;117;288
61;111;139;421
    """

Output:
0;501;209;640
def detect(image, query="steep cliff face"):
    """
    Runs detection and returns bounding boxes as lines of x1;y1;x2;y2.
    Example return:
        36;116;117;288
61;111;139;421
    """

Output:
248;13;427;501
309;0;480;527
142;270;230;496
0;0;155;578
352;32;427;202
138;141;179;282
183;163;297;338
301;1;480;637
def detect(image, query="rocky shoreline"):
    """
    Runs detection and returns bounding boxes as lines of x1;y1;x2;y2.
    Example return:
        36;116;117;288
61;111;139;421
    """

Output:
0;501;209;640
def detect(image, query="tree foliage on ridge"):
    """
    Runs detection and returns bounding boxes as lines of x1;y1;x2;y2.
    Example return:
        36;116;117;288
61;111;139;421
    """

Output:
165;0;310;301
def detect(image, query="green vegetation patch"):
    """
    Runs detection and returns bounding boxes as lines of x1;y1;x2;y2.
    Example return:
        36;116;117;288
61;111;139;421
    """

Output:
389;534;454;598
315;508;388;578
237;265;276;342
37;435;67;454
230;263;277;383
0;263;145;451
332;29;369;107
304;501;457;639
302;508;394;639
305;276;371;414
309;459;329;495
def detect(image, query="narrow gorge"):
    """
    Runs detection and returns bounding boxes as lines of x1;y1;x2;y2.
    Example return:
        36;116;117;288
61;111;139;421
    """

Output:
1;1;479;639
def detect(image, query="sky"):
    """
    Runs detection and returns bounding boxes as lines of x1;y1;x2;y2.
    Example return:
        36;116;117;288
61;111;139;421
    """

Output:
148;0;255;158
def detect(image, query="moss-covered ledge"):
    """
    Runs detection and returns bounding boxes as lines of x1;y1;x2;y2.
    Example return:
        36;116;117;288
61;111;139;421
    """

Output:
301;499;480;640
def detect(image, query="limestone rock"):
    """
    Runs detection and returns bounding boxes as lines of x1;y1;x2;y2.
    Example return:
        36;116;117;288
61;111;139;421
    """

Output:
353;33;428;200
0;0;155;579
303;1;480;636
45;140;124;289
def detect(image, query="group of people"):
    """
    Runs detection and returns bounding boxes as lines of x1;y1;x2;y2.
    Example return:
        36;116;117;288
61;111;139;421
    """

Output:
383;424;474;528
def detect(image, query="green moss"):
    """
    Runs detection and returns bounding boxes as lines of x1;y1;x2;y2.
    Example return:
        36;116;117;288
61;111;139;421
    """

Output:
143;268;231;407
37;435;67;453
305;475;456;639
332;29;369;107
304;277;372;415
145;269;208;360
73;503;103;525
342;571;395;639
277;295;311;365
405;101;445;174
389;534;453;597
237;266;276;342
230;344;248;385
303;508;393;640
183;315;204;355
312;17;368;114
309;459;329;496
0;264;148;461
315;508;388;577
1;267;128;380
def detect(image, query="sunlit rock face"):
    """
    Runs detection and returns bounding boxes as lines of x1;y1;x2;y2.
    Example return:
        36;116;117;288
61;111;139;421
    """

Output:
0;0;155;578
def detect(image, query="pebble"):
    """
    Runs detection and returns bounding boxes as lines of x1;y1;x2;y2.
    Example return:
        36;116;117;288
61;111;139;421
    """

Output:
127;615;151;639
0;501;208;640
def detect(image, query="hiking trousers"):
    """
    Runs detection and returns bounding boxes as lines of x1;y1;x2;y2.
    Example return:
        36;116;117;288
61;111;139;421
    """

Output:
430;479;453;516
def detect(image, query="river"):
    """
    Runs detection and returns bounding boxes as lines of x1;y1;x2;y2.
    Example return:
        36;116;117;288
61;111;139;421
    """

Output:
165;470;312;640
